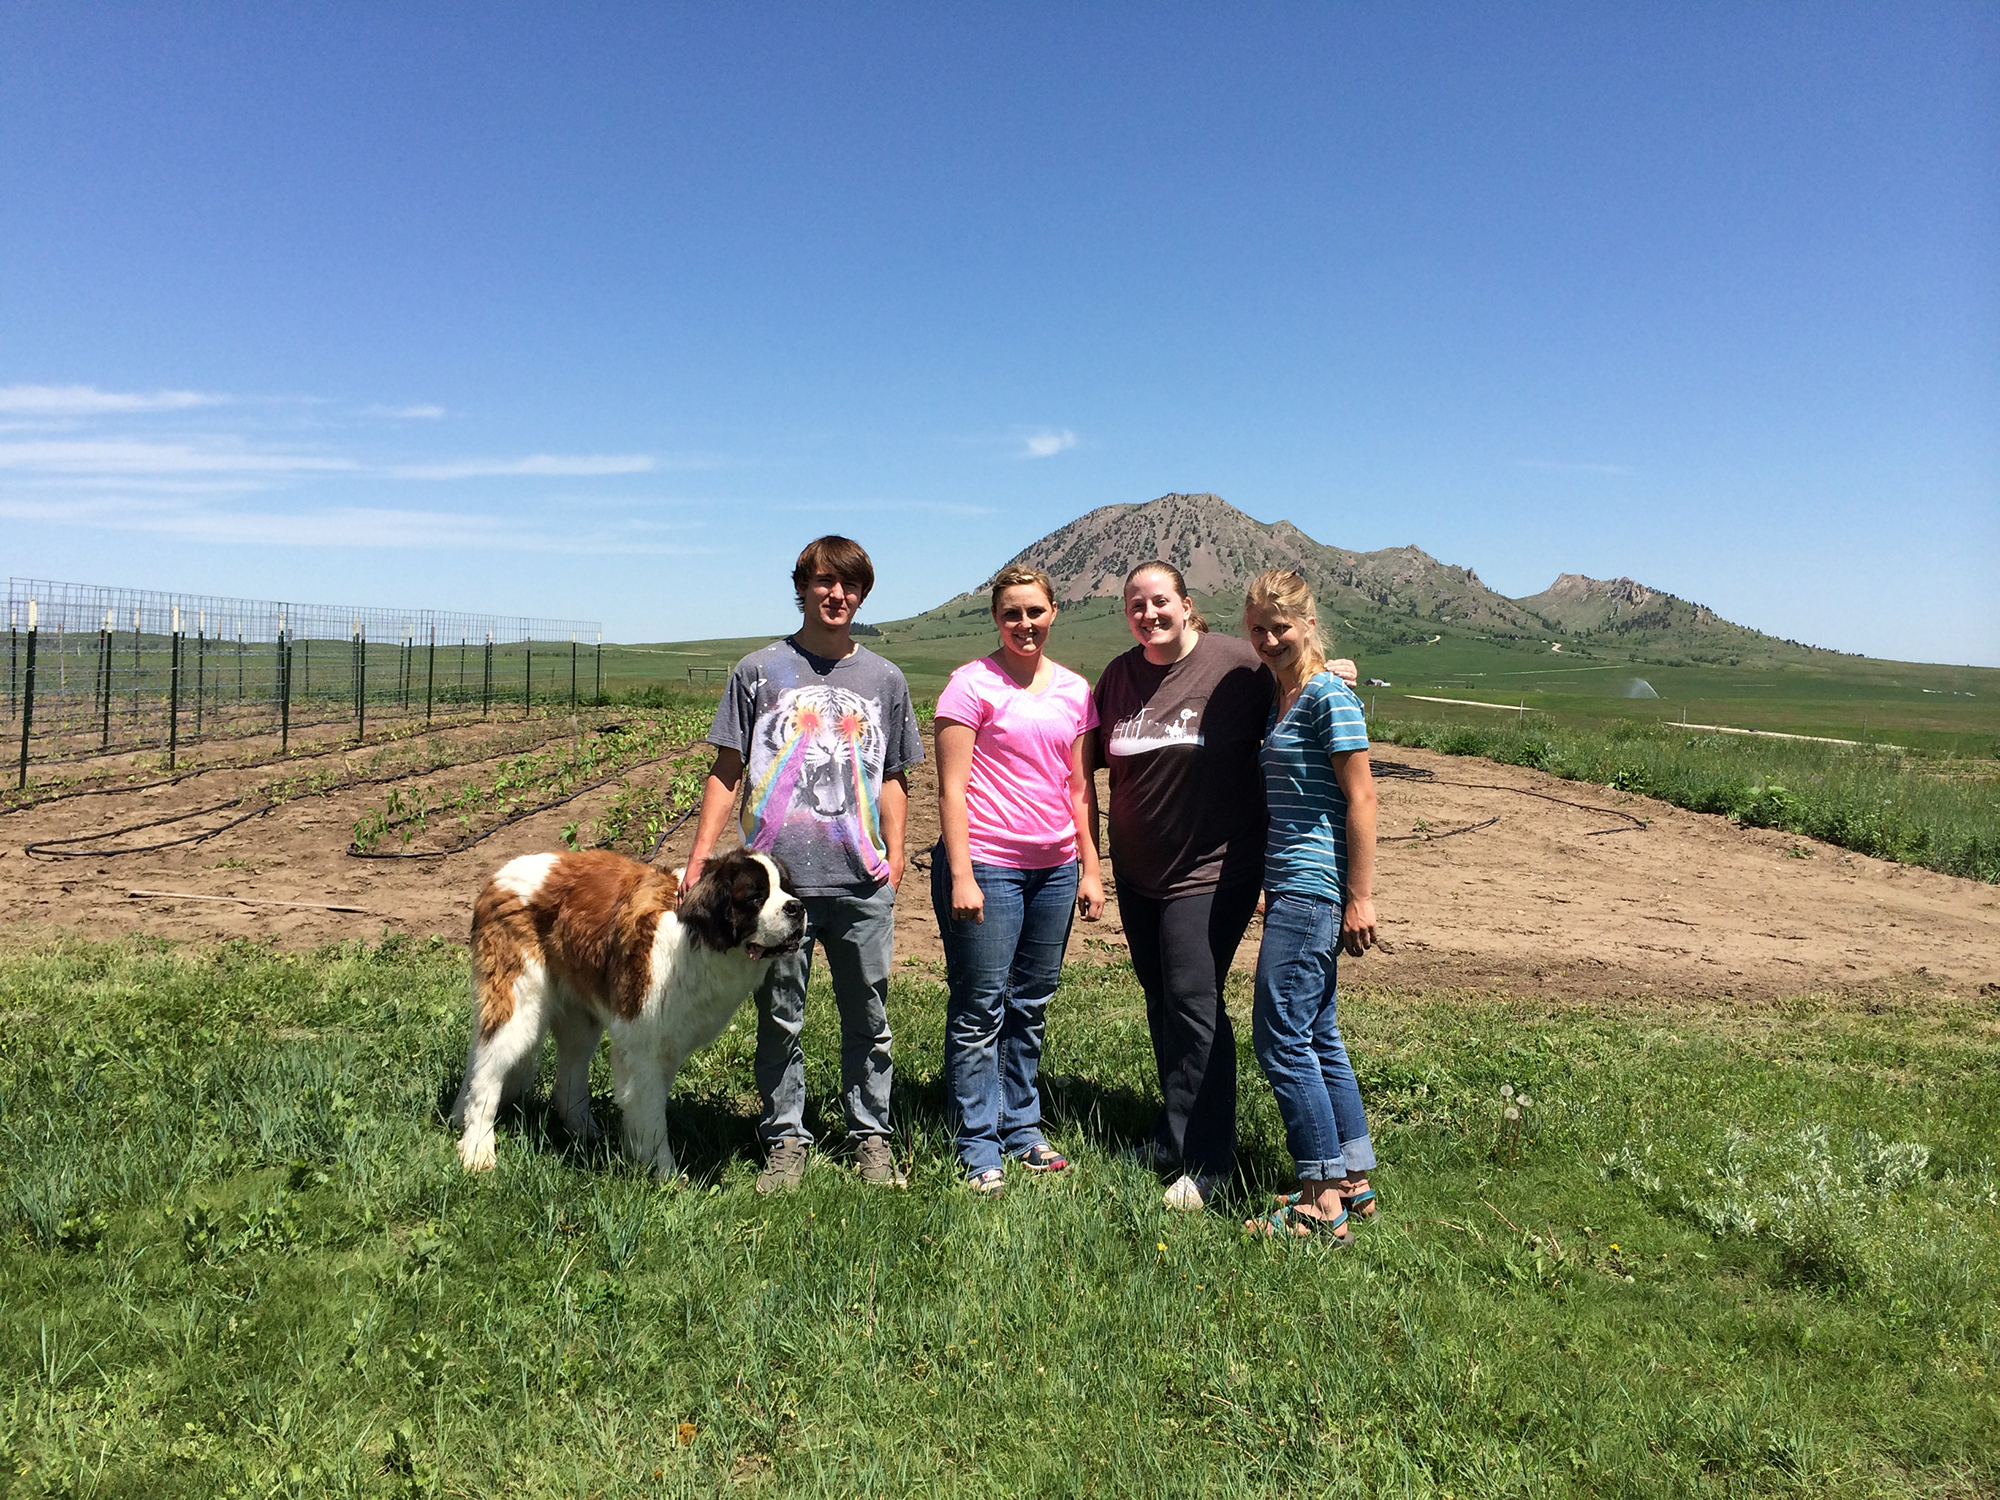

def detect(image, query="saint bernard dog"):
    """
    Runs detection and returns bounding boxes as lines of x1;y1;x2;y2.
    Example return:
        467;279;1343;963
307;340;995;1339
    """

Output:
451;847;804;1180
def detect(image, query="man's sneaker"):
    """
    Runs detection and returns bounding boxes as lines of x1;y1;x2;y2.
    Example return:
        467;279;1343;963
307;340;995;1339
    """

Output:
854;1135;907;1188
755;1136;809;1195
1163;1171;1223;1211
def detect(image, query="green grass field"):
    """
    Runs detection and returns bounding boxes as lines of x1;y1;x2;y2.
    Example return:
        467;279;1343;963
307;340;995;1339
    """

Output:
598;596;2000;760
4;939;1995;1497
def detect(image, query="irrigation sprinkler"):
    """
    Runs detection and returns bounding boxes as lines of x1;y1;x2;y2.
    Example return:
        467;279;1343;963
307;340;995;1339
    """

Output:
15;600;36;788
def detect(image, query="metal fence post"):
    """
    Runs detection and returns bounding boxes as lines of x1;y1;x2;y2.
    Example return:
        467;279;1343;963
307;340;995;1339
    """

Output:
355;620;367;741
524;643;533;718
425;625;436;725
279;616;292;753
482;633;493;717
167;604;182;770
131;608;141;735
570;633;578;709
15;601;36;789
194;610;206;742
594;631;602;702
7;611;15;722
97;614;111;750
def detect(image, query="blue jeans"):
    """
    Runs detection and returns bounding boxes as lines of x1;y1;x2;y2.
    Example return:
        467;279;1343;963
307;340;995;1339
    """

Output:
1252;892;1376;1182
931;852;1079;1174
752;881;897;1146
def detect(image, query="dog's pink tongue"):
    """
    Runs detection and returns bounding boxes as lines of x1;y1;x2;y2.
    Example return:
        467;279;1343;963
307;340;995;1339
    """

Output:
746;943;766;959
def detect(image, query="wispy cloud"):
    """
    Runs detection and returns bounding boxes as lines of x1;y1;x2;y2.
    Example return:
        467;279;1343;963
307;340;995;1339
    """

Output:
0;384;225;416
0;440;357;475
770;497;995;518
1020;428;1078;459
0;493;708;554
1514;458;1630;476
366;403;447;420
390;454;658;480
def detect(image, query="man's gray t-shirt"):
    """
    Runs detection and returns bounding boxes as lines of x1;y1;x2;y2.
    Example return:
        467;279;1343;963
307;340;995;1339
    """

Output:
708;638;925;896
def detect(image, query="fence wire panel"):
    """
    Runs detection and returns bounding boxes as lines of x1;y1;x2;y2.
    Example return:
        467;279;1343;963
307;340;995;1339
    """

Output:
6;578;599;778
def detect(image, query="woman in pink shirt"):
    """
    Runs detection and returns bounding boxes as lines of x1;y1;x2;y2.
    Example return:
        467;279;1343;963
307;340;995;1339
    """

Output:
933;564;1106;1193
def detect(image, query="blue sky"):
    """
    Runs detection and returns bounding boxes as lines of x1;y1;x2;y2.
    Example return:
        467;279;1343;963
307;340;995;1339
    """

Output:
3;4;1994;663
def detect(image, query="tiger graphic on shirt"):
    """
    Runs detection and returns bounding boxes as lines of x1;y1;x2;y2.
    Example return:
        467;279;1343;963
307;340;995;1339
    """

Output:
742;684;889;876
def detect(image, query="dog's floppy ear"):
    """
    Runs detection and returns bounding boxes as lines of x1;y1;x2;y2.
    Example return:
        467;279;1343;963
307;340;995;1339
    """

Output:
677;856;740;952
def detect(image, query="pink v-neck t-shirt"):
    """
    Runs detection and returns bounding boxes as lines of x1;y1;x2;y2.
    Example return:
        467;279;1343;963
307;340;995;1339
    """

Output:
936;655;1099;870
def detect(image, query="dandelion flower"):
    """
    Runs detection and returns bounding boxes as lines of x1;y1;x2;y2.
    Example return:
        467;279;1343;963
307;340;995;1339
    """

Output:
1504;1106;1520;1121
1501;1084;1515;1099
1157;1241;1167;1253
1517;1096;1533;1109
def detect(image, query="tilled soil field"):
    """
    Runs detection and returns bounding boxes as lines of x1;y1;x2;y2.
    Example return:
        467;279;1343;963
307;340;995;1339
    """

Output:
5;713;1997;1000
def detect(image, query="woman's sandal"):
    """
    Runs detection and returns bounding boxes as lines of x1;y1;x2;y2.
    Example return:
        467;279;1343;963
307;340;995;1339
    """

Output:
1271;1182;1379;1220
1019;1143;1069;1173
967;1167;1007;1197
1244;1204;1351;1243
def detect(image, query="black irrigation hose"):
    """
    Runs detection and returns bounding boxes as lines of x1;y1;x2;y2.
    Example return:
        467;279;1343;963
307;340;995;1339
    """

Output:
3;716;563;815
23;799;280;858
642;801;702;865
17;741;596;860
1380;814;1502;844
347;743;706;861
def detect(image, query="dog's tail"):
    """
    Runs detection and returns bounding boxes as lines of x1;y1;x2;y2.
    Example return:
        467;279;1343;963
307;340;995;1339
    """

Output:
469;880;535;1038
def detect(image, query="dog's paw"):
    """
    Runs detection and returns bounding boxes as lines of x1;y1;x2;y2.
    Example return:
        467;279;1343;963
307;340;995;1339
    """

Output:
458;1135;498;1172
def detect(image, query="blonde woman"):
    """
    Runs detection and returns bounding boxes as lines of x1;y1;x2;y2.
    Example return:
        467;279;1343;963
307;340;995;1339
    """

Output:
1239;569;1379;1241
933;565;1104;1193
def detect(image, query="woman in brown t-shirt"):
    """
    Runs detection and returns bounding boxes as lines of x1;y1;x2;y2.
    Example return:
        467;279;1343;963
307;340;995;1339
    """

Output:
1086;561;1274;1210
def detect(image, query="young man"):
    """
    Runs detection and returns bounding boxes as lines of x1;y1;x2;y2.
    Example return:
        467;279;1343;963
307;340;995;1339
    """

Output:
681;536;924;1193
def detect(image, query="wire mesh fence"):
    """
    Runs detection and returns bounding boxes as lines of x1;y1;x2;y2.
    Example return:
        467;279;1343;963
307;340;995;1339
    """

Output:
6;577;601;784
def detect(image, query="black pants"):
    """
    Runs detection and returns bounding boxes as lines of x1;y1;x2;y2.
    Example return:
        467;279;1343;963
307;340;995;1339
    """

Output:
1119;880;1261;1177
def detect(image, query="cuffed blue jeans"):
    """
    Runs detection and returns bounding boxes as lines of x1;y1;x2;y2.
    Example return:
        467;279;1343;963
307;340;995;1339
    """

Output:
752;881;897;1146
932;852;1079;1175
1251;892;1376;1183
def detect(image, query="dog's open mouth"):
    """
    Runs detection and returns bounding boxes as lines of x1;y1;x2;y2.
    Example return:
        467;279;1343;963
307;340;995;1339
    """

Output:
745;938;802;960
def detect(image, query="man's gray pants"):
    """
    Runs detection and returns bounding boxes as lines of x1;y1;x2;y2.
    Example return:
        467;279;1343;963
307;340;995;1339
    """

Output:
752;880;896;1145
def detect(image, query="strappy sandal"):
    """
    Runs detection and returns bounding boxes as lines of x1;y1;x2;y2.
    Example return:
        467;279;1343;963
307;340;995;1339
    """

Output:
1018;1143;1069;1173
967;1167;1007;1197
1244;1204;1350;1242
1272;1181;1379;1220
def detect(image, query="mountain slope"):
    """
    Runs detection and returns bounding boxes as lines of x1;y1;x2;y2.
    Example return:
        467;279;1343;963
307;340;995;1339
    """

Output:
968;491;1547;640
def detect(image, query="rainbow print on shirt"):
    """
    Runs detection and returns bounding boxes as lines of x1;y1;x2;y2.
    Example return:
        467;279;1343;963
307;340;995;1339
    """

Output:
743;684;889;877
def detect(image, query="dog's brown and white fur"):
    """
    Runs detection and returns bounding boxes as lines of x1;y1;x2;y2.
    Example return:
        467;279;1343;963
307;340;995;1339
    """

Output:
451;847;804;1179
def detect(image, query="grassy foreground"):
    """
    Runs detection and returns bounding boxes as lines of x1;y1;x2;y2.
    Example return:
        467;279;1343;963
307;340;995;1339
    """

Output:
3;939;1996;1498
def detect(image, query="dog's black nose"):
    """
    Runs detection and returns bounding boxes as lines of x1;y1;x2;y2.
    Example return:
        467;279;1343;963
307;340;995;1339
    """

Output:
782;899;804;921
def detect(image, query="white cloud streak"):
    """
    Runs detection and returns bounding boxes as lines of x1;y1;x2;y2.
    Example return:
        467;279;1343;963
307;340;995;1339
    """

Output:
0;384;226;416
0;494;706;554
366;403;448;420
390;454;657;480
0;440;358;474
1021;428;1078;459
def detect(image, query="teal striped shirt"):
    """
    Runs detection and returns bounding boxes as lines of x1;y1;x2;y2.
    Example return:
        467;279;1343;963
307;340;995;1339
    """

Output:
1260;673;1369;904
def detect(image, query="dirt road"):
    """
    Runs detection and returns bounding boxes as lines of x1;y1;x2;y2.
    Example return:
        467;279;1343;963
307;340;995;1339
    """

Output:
4;727;1995;1000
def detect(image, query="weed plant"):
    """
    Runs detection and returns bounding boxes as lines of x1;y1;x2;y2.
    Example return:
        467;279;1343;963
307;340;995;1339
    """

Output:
1;940;1994;1497
1375;717;2000;883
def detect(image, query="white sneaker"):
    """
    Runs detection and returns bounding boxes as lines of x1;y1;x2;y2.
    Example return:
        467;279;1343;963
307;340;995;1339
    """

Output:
1163;1172;1221;1211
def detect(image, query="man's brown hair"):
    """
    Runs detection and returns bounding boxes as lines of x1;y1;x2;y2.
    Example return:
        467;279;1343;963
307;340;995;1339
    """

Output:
792;536;875;610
